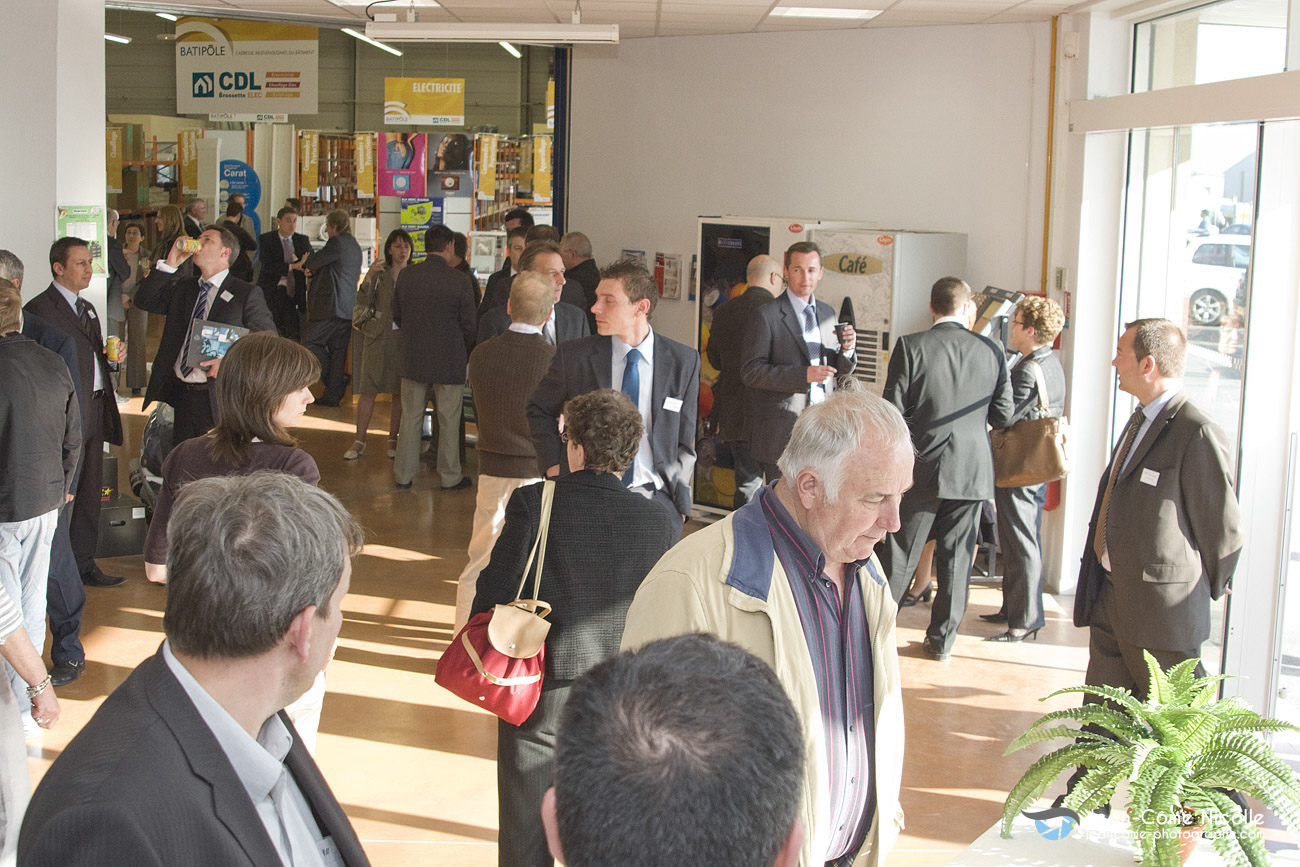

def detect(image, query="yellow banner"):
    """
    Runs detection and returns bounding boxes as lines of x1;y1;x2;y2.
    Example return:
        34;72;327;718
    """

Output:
180;128;200;197
106;128;123;195
533;136;553;203
546;79;555;130
355;133;375;198
477;135;498;199
384;78;465;126
299;130;319;196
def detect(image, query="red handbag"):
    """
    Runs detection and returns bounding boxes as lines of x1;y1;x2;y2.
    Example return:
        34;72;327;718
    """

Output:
435;481;555;726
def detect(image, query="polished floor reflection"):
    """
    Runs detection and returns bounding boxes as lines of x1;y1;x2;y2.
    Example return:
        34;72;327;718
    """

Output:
29;396;1097;866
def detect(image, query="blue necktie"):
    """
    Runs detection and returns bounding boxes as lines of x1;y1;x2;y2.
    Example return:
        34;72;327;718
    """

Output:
621;347;642;485
180;281;213;378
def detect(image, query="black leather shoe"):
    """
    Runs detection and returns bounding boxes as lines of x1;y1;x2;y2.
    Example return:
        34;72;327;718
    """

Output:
921;637;951;661
315;397;340;408
441;477;472;491
979;612;1008;624
394;481;413;490
81;567;126;587
51;660;85;686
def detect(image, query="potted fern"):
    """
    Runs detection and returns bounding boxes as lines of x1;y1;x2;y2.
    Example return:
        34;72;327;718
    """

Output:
1001;651;1300;866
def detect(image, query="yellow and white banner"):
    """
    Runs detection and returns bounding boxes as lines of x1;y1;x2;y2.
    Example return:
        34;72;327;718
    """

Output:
476;134;499;200
384;78;465;126
106;129;123;195
299;131;320;196
533;136;553;203
355;133;375;198
180;128;201;196
175;18;318;115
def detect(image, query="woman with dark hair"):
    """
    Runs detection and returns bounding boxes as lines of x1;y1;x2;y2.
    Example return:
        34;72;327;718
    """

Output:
220;200;257;283
433;133;470;171
345;228;410;460
471;388;677;867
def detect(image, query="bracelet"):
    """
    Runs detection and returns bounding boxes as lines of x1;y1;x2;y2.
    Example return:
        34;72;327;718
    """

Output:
26;675;52;699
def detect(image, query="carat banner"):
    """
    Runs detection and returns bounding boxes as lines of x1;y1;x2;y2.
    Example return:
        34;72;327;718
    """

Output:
384;78;466;126
175;18;319;115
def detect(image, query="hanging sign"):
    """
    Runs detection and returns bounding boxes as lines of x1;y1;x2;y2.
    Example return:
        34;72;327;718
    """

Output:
355;133;376;198
379;133;427;197
475;134;498;200
546;79;555;130
180;129;201;197
383;78;466;126
299;131;320;196
55;205;108;276
175;18;318;115
533;136;553;203
106;129;123;195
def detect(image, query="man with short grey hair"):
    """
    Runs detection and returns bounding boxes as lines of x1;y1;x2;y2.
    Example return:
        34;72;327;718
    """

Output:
0;249;24;287
623;384;909;867
20;472;372;866
183;197;206;238
559;231;599;330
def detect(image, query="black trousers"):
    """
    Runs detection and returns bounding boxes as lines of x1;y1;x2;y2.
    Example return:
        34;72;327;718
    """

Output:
171;383;216;445
724;439;764;508
993;483;1047;631
303;317;352;402
496;679;572;867
263;281;302;340
69;392;108;573
46;495;85;663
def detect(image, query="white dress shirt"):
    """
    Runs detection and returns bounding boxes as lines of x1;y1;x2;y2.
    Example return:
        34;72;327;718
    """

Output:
611;330;659;490
785;290;826;405
155;263;230;383
53;281;104;391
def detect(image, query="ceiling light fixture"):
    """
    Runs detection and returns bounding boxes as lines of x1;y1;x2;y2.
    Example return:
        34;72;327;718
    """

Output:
342;27;404;56
105;32;132;44
499;41;522;58
155;11;178;20
365;21;618;44
771;6;881;19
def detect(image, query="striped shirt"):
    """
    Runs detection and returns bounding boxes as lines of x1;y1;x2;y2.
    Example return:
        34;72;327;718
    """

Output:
760;485;876;863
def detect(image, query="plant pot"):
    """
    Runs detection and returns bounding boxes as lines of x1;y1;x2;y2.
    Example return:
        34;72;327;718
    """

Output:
1175;825;1204;865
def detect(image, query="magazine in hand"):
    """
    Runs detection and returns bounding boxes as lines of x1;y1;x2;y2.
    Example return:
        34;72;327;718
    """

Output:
185;320;249;369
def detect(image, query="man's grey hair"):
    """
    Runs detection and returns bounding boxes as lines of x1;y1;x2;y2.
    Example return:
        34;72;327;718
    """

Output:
0;250;23;286
163;472;364;660
185;197;206;216
777;381;912;504
559;231;592;260
107;208;119;223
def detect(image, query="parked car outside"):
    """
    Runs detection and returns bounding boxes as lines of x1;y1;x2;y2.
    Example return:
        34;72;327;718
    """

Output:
1185;235;1250;327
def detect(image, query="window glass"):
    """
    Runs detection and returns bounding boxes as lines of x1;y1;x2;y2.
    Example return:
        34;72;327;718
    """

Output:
1133;0;1286;94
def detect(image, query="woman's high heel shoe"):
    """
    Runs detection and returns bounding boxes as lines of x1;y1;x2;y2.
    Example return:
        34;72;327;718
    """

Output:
899;583;934;608
984;627;1041;643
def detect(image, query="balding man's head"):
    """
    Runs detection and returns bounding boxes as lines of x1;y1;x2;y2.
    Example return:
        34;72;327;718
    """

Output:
747;255;783;297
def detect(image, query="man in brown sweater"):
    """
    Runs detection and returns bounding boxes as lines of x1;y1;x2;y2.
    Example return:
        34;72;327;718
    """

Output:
455;271;557;632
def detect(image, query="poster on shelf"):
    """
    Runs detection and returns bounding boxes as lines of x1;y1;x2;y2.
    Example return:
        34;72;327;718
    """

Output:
299;131;319;196
383;77;465;126
655;252;682;300
533;136;553;203
175;18;318;115
55;205;108;276
428;133;473;199
181;128;201;196
379;132;426;197
475;135;498;200
355;133;375;198
220;160;261;236
400;198;443;262
106;129;123;195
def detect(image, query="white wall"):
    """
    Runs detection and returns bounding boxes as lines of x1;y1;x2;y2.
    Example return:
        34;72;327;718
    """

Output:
568;22;1053;345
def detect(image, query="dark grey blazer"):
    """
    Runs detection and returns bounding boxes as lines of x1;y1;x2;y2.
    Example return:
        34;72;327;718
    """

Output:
1004;345;1066;426
740;293;856;463
304;231;362;321
256;230;313;304
476;301;590;346
706;285;774;443
527;332;701;517
0;334;80;522
19;649;371;867
392;255;477;385
883;321;1013;500
1074;391;1243;649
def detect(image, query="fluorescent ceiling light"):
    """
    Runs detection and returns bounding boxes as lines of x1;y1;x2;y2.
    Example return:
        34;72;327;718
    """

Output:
343;27;404;56
329;0;440;6
499;41;522;58
771;6;881;19
366;21;619;44
105;32;132;43
155;11;178;21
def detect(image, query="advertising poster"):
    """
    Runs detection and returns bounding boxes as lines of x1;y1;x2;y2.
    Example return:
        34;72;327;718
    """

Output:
474;134;497;200
379;132;426;197
355;132;375;198
533;136;553;203
428;133;473;199
400;198;443;262
299;131;319;196
655;252;682;300
55;205;108;276
546;79;555;130
175;18;319;115
383;78;466;126
181;128;201;196
106;129;123;195
220;160;262;236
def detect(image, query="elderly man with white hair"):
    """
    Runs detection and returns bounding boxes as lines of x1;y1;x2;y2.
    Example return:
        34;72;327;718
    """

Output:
622;383;910;867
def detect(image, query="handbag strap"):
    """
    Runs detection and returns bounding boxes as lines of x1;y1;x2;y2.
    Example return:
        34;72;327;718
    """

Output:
1026;358;1051;418
514;480;557;600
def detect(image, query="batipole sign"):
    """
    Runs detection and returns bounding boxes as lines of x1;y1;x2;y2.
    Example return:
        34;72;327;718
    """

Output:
175;18;318;115
383;78;466;126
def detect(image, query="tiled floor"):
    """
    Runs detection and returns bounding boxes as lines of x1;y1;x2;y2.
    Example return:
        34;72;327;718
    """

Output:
29;396;1102;866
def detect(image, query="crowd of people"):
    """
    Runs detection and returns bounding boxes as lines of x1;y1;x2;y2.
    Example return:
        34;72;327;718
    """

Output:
0;204;1245;867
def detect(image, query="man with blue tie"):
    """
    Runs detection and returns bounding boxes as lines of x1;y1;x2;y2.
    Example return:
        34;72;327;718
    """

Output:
528;259;699;540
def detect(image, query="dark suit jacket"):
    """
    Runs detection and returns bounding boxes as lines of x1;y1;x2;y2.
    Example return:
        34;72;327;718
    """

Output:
305;232;362;321
220;220;258;284
257;230;313;307
883;321;1013;500
392;255;477;385
183;214;203;239
471;472;676;680
476;301;590;346
19;649;370;867
565;258;601;330
132;268;275;411
528;332;700;517
1003;346;1066;426
739;293;856;463
0;334;80;522
707;285;774;442
1074;391;1243;649
106;237;130;325
477;264;514;319
24;286;123;447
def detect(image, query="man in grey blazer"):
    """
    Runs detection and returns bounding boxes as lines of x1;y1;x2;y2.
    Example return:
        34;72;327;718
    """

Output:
303;209;362;406
1075;318;1242;696
20;472;371;867
528;259;699;540
741;242;857;481
475;240;590;346
879;277;1013;660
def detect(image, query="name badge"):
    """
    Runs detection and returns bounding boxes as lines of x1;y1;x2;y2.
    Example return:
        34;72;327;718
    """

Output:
1140;468;1160;486
318;834;345;867
219;290;234;303
663;396;683;413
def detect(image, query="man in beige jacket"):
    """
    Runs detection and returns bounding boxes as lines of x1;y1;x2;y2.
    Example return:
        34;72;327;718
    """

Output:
622;385;909;867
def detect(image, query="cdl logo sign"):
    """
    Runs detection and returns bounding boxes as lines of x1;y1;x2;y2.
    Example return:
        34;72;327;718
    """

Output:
192;73;215;97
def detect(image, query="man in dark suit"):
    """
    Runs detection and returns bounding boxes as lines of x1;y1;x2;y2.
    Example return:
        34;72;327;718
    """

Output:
257;206;312;339
706;254;783;507
879;277;1013;660
741;241;857;482
560;231;601;332
1075;318;1242;696
19;472;371;867
303;209;363;406
105;210;130;371
24;237;124;590
134;226;275;443
182;197;206;238
392;224;477;491
528;259;700;541
477;226;528;320
477;241;591;345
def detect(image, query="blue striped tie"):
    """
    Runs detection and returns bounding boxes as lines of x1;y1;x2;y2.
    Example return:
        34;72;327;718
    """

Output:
621;348;642;485
180;280;213;378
